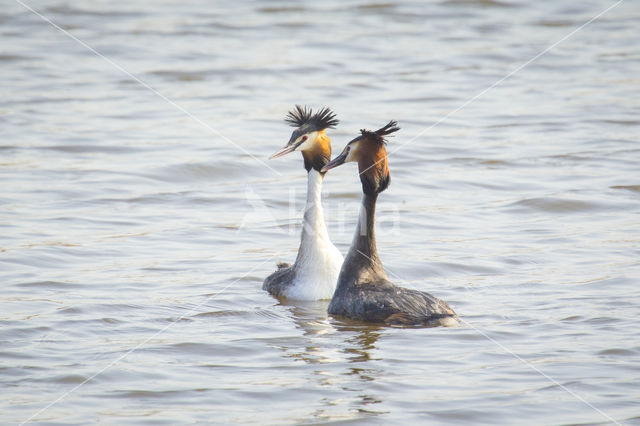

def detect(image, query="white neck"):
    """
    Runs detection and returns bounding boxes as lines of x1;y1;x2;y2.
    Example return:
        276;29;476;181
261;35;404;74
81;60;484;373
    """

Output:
286;169;343;300
299;169;330;243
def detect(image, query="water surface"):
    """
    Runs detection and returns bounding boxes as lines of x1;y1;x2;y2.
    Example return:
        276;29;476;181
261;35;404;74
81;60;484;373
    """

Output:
1;0;639;424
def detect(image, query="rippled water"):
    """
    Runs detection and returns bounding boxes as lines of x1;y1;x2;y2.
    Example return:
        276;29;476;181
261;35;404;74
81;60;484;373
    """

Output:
2;0;640;424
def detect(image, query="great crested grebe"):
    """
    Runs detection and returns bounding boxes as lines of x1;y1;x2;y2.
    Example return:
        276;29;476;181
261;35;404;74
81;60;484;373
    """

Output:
321;121;458;326
263;105;344;300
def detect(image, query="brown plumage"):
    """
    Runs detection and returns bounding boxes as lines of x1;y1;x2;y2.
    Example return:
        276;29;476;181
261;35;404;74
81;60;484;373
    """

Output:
357;136;391;195
263;106;344;300
301;130;332;173
321;121;457;326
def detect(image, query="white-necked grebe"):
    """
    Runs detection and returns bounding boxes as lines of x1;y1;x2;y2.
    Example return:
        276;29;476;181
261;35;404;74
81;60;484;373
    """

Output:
321;121;457;326
263;106;344;300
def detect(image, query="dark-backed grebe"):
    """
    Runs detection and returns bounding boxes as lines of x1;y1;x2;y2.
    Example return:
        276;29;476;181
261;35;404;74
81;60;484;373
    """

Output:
321;121;457;326
262;106;344;300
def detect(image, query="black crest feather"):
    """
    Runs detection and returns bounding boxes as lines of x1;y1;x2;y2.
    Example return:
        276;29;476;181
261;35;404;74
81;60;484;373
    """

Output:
285;105;339;130
360;120;400;145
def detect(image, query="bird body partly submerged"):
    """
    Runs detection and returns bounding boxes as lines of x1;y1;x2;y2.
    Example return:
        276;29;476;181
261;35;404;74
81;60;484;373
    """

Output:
263;106;343;301
263;169;343;300
322;122;457;326
329;281;457;326
327;192;456;326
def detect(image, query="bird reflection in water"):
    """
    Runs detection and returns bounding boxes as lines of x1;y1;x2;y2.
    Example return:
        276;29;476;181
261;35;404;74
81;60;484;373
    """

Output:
274;299;389;420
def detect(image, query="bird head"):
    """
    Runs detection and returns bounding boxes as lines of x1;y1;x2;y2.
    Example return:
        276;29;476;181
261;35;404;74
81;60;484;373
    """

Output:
321;121;399;194
269;105;339;173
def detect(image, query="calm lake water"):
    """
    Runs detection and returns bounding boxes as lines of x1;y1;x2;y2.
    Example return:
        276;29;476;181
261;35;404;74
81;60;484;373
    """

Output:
2;0;639;424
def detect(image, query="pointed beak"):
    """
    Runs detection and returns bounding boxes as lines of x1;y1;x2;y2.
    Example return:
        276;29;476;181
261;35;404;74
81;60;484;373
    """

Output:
321;151;348;173
269;143;297;159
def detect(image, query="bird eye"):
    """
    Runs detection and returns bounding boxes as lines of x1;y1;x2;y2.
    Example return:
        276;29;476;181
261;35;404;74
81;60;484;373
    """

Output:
346;146;350;152
302;135;308;141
